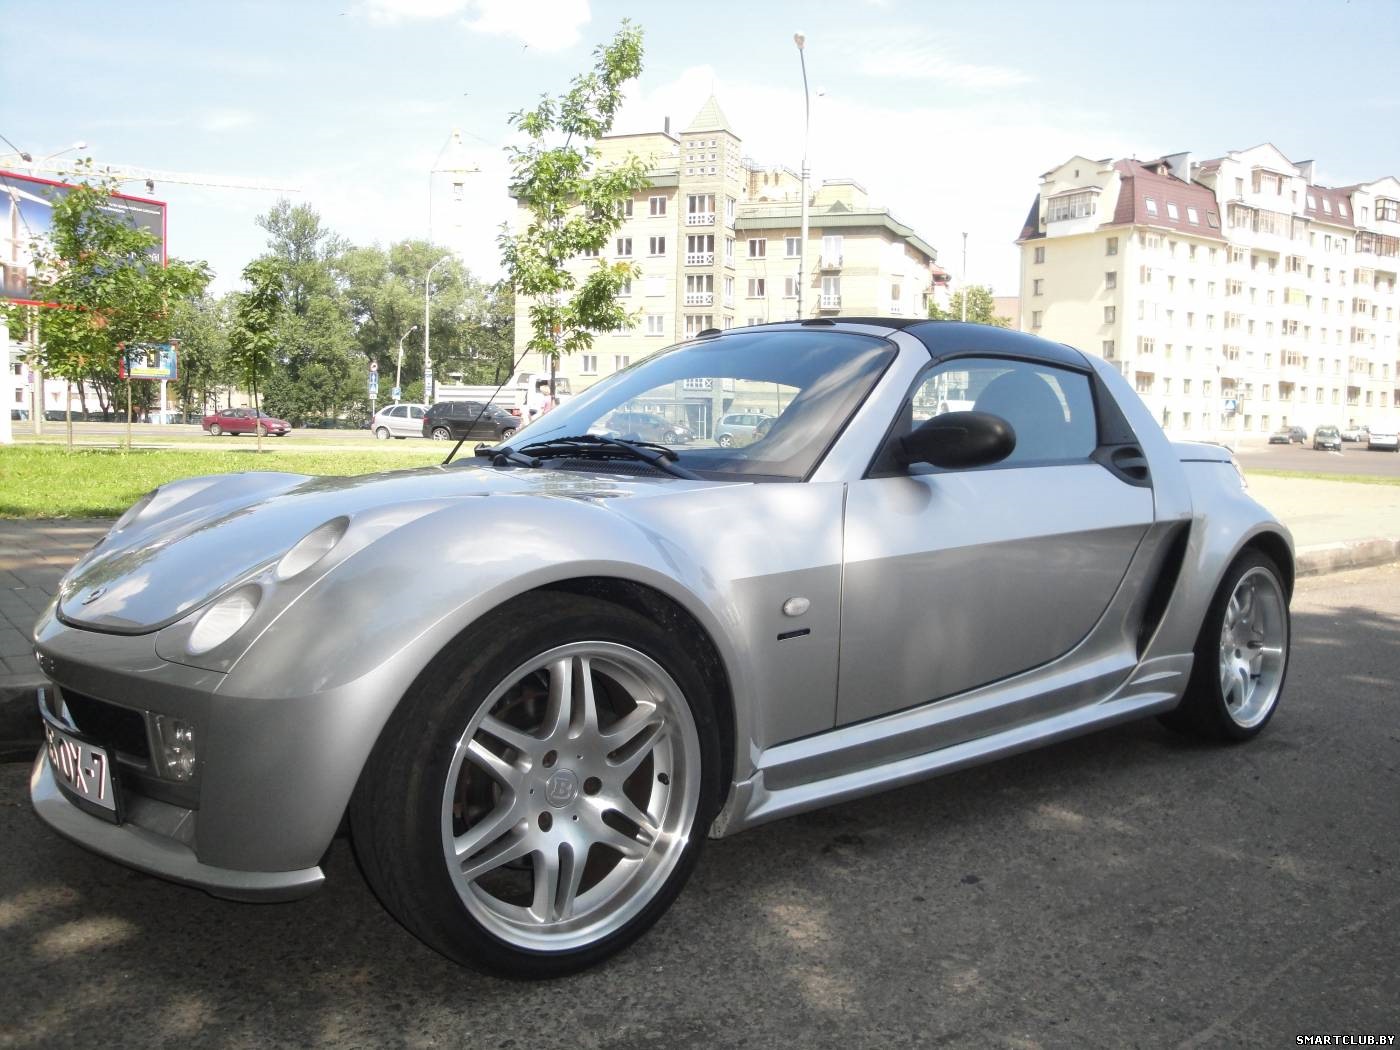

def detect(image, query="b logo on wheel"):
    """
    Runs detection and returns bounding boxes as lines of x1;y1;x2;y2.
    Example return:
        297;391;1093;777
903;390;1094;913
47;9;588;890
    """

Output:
544;769;580;808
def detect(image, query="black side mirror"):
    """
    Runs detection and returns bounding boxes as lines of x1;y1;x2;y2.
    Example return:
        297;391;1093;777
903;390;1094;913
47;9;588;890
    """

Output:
895;411;1016;470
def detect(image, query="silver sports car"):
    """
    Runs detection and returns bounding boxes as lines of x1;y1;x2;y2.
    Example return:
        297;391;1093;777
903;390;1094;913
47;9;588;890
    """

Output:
30;319;1293;978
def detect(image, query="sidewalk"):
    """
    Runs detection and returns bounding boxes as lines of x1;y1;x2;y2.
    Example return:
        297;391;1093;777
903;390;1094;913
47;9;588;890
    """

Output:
1;477;1397;748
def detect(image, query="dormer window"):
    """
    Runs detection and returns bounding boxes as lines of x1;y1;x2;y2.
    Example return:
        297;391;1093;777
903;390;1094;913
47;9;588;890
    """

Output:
1145;198;1159;216
1167;202;1180;220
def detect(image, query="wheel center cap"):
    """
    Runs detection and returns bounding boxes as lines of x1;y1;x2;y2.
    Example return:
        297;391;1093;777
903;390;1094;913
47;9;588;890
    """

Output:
544;769;580;808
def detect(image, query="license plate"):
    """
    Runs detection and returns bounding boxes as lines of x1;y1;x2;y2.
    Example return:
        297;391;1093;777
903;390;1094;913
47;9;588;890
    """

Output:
43;715;120;822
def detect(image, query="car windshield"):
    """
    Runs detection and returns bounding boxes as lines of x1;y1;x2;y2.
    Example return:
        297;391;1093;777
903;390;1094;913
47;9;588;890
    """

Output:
501;328;897;481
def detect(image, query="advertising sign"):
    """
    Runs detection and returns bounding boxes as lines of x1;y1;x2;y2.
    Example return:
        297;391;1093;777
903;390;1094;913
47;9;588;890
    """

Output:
118;343;178;381
1;170;167;306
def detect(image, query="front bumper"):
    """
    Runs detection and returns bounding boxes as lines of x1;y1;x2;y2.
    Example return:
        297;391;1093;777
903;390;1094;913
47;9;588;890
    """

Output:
31;748;323;902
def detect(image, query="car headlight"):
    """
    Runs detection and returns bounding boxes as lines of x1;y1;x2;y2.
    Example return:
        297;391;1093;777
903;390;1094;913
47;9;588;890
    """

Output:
187;586;261;654
277;516;348;580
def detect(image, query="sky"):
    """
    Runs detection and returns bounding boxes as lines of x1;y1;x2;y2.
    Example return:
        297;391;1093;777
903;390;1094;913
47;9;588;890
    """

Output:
5;0;1400;297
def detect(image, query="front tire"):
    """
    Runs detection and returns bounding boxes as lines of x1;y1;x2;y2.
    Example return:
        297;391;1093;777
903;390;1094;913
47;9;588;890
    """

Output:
351;593;722;978
208;423;222;437
716;433;734;448
1160;550;1290;741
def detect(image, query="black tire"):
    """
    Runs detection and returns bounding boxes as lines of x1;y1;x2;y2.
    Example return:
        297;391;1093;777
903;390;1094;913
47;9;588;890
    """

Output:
500;426;517;439
1159;549;1290;742
350;592;723;979
716;433;734;448
208;423;221;437
374;427;391;441
431;426;451;441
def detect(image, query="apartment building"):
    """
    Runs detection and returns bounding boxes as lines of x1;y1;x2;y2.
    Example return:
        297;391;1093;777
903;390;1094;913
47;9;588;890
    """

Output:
1017;144;1400;441
514;97;945;392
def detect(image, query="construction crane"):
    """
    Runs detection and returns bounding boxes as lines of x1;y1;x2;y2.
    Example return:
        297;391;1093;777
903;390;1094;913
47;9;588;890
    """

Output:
0;157;300;195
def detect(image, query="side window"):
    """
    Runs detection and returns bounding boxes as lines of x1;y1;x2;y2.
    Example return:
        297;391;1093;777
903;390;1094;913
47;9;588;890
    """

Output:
907;357;1097;466
410;407;425;419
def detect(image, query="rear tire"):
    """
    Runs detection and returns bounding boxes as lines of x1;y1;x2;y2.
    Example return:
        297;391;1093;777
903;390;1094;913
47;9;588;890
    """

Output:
1159;549;1290;742
375;427;391;441
351;593;722;979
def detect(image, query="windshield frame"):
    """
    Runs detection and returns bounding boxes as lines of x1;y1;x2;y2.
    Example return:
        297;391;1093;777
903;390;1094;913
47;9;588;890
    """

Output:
498;328;900;482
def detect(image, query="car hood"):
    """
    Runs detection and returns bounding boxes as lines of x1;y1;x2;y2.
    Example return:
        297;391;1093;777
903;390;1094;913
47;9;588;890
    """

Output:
57;463;724;634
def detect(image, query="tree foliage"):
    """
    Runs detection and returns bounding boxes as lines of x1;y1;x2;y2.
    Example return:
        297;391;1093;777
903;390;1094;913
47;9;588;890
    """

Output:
927;284;1012;328
500;21;651;366
228;257;283;450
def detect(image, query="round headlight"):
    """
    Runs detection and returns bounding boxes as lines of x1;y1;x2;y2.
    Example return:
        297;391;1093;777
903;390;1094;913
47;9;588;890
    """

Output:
187;587;260;654
276;517;349;581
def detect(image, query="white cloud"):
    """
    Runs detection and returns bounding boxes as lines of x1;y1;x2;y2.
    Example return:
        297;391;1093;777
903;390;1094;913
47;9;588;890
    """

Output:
851;37;1031;90
201;109;256;132
358;0;590;50
615;66;1149;292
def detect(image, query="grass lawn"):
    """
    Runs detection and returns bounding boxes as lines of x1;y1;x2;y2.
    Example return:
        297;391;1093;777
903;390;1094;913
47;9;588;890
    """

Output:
1246;468;1400;487
0;445;444;519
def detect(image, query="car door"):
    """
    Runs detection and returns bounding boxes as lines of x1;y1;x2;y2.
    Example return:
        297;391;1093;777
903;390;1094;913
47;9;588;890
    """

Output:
228;409;251;433
836;354;1155;727
384;405;408;436
407;406;426;437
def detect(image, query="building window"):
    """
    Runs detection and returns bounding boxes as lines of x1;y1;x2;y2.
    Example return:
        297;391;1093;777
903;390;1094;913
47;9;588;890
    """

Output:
1377;198;1400;223
1046;190;1098;222
582;246;600;258
615;237;633;257
648;236;666;257
747;278;765;297
686;194;715;221
646;314;665;336
1104;306;1116;324
820;275;840;307
617;278;632;296
581;355;598;374
785;236;800;257
619;199;633;218
1034;246;1045;264
1106;237;1119;256
1167;202;1180;220
1187;207;1200;224
649;196;667;216
1032;278;1044;296
685;235;715;264
748;238;767;258
746;316;765;327
684;315;714;338
725;197;736;223
783;276;798;298
1144;198;1159;217
725;237;734;264
822;235;843;265
1031;310;1043;329
614;355;631;371
1105;271;1117;289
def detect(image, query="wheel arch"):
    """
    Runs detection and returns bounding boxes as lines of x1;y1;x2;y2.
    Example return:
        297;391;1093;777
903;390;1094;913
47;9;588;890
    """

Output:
1238;527;1295;600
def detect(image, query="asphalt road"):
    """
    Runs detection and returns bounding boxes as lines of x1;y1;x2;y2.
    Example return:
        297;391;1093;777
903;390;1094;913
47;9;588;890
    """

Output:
2;564;1397;1049
1236;440;1400;478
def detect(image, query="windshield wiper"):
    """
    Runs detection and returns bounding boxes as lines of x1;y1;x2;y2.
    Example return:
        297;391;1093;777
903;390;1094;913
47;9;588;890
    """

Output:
476;434;700;480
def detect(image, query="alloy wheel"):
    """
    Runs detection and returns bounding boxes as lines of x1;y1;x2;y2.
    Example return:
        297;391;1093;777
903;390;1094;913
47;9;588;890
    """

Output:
1217;566;1288;728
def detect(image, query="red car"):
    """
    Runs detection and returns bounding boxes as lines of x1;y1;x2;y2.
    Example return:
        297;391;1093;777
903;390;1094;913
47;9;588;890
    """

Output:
202;408;292;437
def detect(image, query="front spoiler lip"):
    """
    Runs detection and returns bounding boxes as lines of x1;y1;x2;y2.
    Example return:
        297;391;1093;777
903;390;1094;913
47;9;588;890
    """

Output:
30;749;324;904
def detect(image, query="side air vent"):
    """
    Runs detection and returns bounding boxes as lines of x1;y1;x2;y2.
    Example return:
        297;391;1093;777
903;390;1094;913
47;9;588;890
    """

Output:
1137;523;1192;658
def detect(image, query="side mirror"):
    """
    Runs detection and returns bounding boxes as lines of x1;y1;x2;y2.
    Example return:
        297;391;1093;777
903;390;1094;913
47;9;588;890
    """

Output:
896;411;1016;470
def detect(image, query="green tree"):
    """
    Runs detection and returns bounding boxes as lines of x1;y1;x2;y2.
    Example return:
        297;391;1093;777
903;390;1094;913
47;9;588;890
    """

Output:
927;284;1012;328
229;258;283;452
2;172;210;444
170;293;235;417
499;21;650;392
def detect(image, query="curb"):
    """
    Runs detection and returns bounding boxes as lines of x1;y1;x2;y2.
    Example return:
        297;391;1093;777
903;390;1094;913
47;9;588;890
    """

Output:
1295;537;1400;578
1;539;1397;757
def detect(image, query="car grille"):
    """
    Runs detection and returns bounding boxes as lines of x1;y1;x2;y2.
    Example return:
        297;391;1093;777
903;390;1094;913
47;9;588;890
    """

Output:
59;689;151;762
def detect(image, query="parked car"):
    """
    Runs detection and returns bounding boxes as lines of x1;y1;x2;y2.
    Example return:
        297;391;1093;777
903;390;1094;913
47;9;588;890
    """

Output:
714;411;772;447
1340;425;1366;442
422;400;519;442
9;408;28;421
1312;425;1342;451
591;410;692;444
1365;425;1398;451
1268;426;1307;445
30;320;1294;979
371;403;428;440
202;408;291;437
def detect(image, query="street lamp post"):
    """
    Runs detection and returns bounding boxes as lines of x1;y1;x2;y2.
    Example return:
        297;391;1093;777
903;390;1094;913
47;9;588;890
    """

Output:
961;232;968;323
795;32;810;320
424;258;449;403
396;324;419;398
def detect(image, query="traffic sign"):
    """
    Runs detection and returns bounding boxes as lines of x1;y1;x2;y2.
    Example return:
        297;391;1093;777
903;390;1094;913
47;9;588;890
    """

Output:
369;361;379;373
391;386;402;401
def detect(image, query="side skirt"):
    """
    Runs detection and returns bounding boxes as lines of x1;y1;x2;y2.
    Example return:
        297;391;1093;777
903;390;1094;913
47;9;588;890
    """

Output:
710;653;1191;838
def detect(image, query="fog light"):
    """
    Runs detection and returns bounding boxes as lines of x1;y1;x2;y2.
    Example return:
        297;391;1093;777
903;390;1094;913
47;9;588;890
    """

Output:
187;587;259;654
153;715;197;781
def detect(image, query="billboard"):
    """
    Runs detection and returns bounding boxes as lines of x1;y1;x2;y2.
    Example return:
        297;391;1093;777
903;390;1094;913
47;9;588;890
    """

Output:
1;169;167;306
118;343;178;381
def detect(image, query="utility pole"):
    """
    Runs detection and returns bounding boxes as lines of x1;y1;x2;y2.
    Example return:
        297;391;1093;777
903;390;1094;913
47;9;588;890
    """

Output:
396;324;418;398
425;257;449;404
961;232;968;323
795;32;810;320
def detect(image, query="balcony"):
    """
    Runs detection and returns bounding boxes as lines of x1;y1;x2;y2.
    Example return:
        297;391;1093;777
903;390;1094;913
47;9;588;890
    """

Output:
820;293;842;310
685;252;714;266
820;254;843;269
686;213;715;227
684;292;713;306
